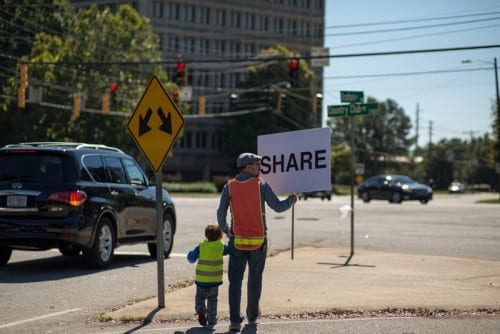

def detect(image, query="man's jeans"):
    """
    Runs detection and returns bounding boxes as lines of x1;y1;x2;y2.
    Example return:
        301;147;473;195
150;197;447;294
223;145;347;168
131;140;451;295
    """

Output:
228;238;267;324
195;285;219;325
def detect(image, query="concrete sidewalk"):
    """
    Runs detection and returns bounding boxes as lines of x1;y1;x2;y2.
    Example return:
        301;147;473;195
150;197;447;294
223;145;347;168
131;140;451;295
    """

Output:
106;247;500;322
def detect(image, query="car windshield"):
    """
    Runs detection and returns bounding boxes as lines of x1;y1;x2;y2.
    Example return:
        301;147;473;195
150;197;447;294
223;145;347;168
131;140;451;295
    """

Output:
391;175;415;184
0;153;75;183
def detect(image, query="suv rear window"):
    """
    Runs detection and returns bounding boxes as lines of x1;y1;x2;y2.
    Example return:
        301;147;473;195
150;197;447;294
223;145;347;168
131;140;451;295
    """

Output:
0;153;76;183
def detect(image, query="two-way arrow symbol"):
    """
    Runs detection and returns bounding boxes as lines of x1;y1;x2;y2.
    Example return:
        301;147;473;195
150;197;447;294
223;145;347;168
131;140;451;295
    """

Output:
138;107;172;136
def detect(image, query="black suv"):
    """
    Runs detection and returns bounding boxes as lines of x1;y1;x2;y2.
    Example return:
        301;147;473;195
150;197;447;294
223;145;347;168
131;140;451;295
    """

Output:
0;142;176;268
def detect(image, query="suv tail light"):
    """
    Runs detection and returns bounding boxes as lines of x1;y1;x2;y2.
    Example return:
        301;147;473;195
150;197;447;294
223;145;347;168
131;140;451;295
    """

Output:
48;191;88;206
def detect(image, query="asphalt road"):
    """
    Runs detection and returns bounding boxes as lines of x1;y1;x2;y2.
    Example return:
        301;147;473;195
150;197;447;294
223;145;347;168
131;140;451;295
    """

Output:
0;193;498;333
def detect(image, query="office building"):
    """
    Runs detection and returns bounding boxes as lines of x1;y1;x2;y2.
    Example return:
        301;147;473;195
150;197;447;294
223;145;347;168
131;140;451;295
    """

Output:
70;0;325;184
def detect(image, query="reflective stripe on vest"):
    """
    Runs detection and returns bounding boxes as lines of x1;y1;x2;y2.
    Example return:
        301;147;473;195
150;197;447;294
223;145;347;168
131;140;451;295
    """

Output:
195;240;224;284
228;177;265;250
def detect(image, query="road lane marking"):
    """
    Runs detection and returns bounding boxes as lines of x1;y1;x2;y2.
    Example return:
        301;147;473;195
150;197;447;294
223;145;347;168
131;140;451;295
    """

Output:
0;308;82;330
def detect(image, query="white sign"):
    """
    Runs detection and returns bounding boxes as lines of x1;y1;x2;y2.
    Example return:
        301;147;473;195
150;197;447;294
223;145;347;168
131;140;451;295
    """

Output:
311;47;329;67
180;86;192;102
257;127;331;194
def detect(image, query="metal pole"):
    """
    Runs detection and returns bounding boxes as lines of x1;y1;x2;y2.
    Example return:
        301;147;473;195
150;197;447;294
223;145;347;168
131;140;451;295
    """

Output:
291;204;295;260
494;57;500;200
155;170;165;308
345;115;355;265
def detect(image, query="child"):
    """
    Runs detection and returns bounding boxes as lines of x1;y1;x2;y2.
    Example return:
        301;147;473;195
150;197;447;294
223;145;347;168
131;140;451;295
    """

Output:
187;223;228;326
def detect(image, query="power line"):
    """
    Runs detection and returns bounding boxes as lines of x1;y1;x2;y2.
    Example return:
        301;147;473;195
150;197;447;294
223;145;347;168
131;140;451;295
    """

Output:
6;44;500;66
325;67;490;80
325;16;500;37
325;10;500;29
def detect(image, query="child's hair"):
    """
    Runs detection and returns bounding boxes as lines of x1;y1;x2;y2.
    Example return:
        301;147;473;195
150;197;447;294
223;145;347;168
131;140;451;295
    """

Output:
205;223;222;242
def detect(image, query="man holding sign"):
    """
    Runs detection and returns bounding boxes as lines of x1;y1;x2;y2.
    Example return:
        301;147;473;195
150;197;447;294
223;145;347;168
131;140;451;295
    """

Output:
217;152;297;332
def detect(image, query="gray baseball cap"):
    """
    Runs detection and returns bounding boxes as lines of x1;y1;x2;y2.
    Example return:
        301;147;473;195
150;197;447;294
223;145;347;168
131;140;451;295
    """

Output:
236;152;262;168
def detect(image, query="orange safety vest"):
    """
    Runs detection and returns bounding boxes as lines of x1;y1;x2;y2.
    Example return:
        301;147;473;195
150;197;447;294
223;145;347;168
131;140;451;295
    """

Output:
228;177;265;250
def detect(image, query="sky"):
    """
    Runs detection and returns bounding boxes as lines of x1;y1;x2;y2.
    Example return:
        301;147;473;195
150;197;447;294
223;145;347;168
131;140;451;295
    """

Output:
323;0;500;148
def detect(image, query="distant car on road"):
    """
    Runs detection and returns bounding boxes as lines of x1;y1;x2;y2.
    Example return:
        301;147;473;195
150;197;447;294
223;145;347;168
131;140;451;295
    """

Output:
448;181;465;194
357;174;433;204
298;190;332;201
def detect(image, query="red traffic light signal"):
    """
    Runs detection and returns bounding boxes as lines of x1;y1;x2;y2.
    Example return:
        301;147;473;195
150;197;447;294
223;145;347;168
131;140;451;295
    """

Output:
176;61;187;87
176;62;186;71
288;59;299;86
109;83;118;104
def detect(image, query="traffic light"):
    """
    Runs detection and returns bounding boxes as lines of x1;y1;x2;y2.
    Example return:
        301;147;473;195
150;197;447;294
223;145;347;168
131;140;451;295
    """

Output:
73;96;81;118
313;93;322;114
18;87;26;109
102;92;110;114
277;92;287;113
19;64;28;89
198;95;206;115
176;61;187;87
109;82;118;105
288;59;299;87
18;64;28;109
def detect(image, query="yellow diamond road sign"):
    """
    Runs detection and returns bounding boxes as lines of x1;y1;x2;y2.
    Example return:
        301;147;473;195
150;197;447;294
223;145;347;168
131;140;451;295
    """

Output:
128;75;185;173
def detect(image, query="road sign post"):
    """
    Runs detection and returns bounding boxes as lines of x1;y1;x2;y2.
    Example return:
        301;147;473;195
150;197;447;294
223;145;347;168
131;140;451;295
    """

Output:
127;75;185;309
328;90;378;265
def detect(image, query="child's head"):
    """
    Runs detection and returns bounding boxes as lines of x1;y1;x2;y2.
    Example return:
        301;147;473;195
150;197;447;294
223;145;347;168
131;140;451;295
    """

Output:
205;223;222;242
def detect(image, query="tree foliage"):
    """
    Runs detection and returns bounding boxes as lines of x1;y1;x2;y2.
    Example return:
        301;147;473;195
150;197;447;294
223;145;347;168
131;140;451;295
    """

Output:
0;2;182;157
418;134;496;189
329;97;415;179
223;45;318;162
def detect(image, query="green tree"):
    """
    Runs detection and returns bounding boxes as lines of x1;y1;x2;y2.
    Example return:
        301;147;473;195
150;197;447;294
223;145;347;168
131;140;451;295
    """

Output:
27;4;170;151
1;2;183;156
420;135;496;190
0;0;73;144
223;45;317;161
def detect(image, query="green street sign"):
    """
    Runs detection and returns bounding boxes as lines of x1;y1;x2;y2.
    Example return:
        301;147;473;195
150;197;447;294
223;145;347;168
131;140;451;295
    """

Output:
327;103;378;118
328;104;350;117
349;102;378;116
340;90;364;103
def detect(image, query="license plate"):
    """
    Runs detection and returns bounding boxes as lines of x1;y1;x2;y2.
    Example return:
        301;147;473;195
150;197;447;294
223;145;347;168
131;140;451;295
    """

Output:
7;195;27;207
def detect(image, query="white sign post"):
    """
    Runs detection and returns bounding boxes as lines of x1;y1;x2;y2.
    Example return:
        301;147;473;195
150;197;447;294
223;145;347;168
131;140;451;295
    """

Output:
258;127;331;259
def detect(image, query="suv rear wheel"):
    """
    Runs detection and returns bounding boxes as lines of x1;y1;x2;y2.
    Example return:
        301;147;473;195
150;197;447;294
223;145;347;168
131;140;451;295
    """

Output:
0;247;12;266
84;217;115;268
148;213;174;259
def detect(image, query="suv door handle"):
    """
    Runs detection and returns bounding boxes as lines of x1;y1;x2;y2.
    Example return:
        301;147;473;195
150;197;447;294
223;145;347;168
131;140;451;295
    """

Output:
110;190;119;196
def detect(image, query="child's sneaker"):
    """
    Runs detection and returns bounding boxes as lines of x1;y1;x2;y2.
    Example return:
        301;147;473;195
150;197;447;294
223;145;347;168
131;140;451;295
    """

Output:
196;307;207;326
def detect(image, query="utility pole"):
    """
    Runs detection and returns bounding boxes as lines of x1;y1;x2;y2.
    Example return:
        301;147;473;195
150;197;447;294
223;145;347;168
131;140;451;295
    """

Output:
428;120;433;146
415;103;420;149
494;57;500;200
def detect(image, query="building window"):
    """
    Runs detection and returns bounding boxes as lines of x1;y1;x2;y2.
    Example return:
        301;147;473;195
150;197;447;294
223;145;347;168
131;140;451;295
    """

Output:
200;7;211;25
196;131;207;149
184;5;195;22
158;33;164;50
153;1;163;18
166;3;180;20
215;9;226;26
180;131;192;148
